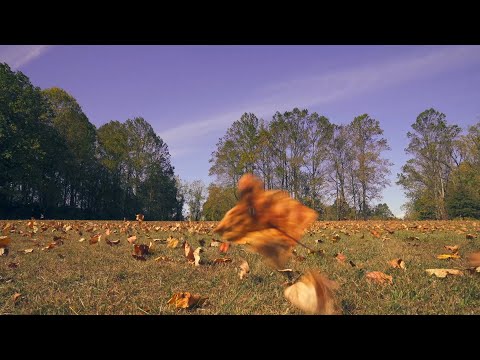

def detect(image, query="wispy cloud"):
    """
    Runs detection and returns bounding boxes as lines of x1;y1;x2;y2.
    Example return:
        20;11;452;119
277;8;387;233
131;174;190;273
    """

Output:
0;45;51;70
159;45;480;155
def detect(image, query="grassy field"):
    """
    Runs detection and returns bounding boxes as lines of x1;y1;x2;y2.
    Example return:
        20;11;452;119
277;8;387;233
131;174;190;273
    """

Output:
1;219;479;315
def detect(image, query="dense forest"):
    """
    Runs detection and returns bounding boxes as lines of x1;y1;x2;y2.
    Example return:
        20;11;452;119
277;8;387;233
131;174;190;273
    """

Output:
1;62;479;220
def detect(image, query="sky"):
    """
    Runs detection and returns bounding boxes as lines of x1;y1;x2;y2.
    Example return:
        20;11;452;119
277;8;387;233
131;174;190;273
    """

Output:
1;45;480;218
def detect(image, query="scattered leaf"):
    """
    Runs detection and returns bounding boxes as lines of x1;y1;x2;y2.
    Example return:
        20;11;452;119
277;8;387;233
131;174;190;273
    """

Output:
0;235;11;248
466;234;476;239
134;244;149;256
22;248;34;254
193;247;203;266
12;293;21;303
183;241;195;262
136;214;145;222
366;271;393;285
210;240;221;247
132;254;147;261
335;253;346;263
466;252;480;267
388;258;406;270
154;256;174;262
167;237;179;248
78;238;85;242
284;270;339;315
219;242;230;253
167;292;208;309
437;253;460;260
349;260;357;267
106;239;120;246
0;247;8;256
8;262;18;268
444;245;459;252
127;235;137;244
213;258;233;264
214;174;317;268
426;269;463;278
90;234;101;244
239;260;250;279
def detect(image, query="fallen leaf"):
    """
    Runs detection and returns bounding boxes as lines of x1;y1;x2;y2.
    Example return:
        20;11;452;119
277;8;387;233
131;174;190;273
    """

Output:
466;252;480;267
284;270;339;315
134;244;149;256
366;271;393;285
437;253;461;260
239;260;250;279
127;235;137;244
0;248;8;256
106;239;120;246
349;260;357;267
22;248;34;254
154;256;174;262
219;242;230;253
210;240;221;247
214;174;317;268
8;262;18;268
426;269;463;278
0;235;11;247
12;293;21;303
335;253;346;263
132;254;147;261
90;234;101;244
166;237;179;248
193;247;203;266
444;245;459;252
136;213;145;222
167;292;208;309
183;241;195;262
388;258;406;270
466;234;476;239
213;258;233;264
78;238;85;242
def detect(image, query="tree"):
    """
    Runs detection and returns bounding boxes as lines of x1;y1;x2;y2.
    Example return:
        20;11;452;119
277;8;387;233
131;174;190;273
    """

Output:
183;180;207;221
397;109;461;219
371;203;395;220
202;184;237;221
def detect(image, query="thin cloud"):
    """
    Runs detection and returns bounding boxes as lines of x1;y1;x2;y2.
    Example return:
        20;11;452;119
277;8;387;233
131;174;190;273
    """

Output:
0;45;51;69
159;45;480;154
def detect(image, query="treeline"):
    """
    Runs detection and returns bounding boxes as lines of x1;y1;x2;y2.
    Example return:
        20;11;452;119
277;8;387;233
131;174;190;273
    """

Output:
208;110;394;220
0;63;183;220
397;109;480;220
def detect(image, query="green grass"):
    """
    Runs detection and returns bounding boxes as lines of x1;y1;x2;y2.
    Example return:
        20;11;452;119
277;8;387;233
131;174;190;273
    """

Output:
0;220;479;314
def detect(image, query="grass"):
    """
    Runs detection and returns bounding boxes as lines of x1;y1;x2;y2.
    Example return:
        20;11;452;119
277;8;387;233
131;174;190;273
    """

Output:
1;220;479;315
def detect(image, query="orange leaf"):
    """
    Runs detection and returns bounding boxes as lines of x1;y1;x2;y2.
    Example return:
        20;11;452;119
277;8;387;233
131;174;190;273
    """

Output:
0;235;11;248
219;242;230;253
12;293;21;303
214;174;317;268
366;271;393;284
444;245;459;252
183;242;195;262
22;248;34;254
136;214;144;222
388;258;406;270
90;234;101;244
134;244;149;256
284;270;339;314
166;237;179;248
466;252;480;267
167;292;208;309
335;253;346;263
193;247;203;266
127;235;137;244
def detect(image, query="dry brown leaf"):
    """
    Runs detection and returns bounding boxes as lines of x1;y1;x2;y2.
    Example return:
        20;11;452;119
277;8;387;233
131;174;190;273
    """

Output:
167;292;208;309
127;235;137;244
22;248;34;254
444;245;459;252
335;253;346;263
167;237;179;248
0;248;8;256
426;269;464;278
284;270;339;315
213;258;233;264
154;256;174;262
210;240;221;247
466;252;480;267
12;293;21;303
366;271;393;284
183;241;195;262
106;239;120;246
134;244;149;256
89;234;101;244
78;237;85;242
239;260;250;279
437;253;461;260
193;247;203;266
388;258;406;270
219;242;230;253
466;234;476;239
349;260;357;267
8;262;18;269
370;229;381;238
214;174;317;268
132;254;147;261
0;235;11;248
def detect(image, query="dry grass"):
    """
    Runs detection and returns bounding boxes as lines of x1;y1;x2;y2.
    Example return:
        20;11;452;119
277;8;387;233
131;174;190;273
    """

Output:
1;220;479;315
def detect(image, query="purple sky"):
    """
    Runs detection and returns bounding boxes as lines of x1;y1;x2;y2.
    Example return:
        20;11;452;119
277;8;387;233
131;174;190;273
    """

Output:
1;45;480;217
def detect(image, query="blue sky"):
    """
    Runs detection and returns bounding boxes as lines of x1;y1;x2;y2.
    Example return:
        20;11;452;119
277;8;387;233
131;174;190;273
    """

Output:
1;45;479;217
